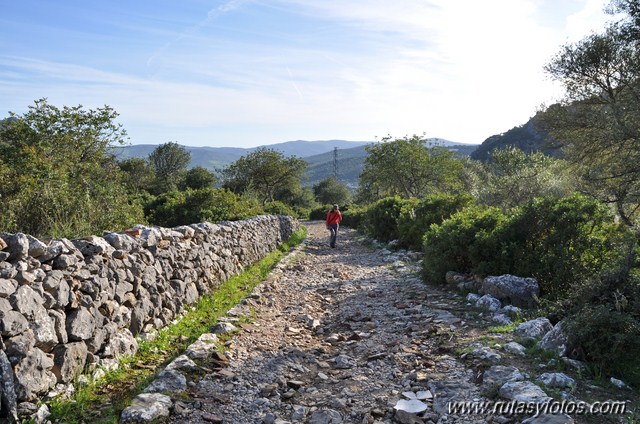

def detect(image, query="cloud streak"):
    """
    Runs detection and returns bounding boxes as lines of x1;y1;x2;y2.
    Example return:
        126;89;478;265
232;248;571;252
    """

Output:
0;0;616;146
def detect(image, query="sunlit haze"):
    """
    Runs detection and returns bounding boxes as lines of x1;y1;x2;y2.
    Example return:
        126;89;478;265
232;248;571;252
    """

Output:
0;0;617;147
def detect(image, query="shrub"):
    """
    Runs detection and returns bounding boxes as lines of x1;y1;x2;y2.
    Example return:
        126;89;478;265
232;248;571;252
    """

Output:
309;205;333;220
341;204;368;230
144;188;264;227
264;201;297;217
363;196;412;242
422;193;631;301
422;205;508;284
398;193;474;250
502;194;629;299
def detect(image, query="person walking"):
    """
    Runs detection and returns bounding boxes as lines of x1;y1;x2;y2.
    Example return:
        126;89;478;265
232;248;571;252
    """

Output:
326;204;342;248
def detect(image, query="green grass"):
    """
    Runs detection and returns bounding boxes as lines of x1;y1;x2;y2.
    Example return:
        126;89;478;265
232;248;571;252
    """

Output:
47;227;307;424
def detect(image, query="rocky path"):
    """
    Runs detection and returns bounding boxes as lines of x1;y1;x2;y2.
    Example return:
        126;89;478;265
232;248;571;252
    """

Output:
158;222;631;424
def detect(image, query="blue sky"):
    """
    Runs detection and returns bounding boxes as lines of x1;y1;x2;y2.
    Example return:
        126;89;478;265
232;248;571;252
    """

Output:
0;0;617;147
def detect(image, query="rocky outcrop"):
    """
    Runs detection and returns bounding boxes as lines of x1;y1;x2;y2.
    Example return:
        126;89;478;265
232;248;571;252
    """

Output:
0;215;298;417
482;274;539;308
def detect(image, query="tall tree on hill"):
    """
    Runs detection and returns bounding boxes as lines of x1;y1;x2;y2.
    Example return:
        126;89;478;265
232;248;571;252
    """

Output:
313;176;352;205
148;142;191;192
222;147;307;205
543;0;640;229
357;135;464;203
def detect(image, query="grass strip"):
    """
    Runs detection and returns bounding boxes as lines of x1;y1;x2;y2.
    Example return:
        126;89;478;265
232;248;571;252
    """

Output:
47;227;307;423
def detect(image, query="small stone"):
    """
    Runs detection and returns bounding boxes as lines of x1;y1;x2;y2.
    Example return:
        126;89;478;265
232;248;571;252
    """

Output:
211;322;238;335
504;341;527;357
416;390;433;400
610;377;630;389
394;399;429;414
307;409;343;424
287;380;305;390
202;412;224;423
538;372;576;389
291;405;306;420
334;354;356;369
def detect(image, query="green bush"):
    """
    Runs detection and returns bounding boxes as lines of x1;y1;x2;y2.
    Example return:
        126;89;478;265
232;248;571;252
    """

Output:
144;188;264;227
502;194;629;299
422;205;508;283
422;193;631;300
341;204;368;230
309;205;333;220
264;201;297;217
559;262;640;386
363;196;413;242
398;193;474;250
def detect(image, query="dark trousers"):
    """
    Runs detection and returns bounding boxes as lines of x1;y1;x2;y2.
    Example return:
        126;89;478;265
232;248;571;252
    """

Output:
329;224;339;247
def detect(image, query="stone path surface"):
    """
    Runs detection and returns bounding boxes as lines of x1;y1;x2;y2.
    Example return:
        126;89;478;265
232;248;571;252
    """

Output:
159;222;630;424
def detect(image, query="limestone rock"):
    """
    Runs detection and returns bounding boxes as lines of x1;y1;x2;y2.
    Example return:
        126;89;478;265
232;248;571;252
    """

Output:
482;274;539;308
13;348;57;401
394;399;429;414
537;372;576;389
10;285;44;318
119;393;172;423
482;365;526;389
515;317;553;340
211;321;238;335
503;341;527;357
499;381;550;403
52;342;88;383
307;408;343;424
0;310;28;337
144;369;186;394
0;278;17;298
539;320;568;356
26;235;47;259
185;333;218;360
0;349;18;422
102;328;138;358
475;294;502;311
66;308;96;341
0;233;29;261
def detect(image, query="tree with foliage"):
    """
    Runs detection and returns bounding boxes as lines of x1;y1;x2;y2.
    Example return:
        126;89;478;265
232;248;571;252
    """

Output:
543;1;640;229
119;157;156;193
476;147;573;210
181;166;217;190
0;99;143;237
357;135;464;203
313;176;352;205
222;147;307;205
148;142;191;192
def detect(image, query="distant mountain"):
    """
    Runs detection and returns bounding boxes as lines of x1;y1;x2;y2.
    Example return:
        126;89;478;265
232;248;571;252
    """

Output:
113;138;478;188
113;140;372;171
470;113;562;162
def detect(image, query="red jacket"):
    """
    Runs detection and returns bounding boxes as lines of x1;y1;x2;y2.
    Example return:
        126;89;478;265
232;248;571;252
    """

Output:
326;210;342;226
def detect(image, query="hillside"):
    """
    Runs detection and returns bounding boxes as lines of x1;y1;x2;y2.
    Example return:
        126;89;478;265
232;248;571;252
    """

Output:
470;112;562;162
113;140;372;171
113;138;478;188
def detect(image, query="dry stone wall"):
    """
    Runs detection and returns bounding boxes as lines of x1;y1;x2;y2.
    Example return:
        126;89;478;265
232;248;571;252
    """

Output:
0;215;298;411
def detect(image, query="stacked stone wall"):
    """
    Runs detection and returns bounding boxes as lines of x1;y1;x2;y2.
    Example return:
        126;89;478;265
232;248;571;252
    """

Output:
0;215;298;412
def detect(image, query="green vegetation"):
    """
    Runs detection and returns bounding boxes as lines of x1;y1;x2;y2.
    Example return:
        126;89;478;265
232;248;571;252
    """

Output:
357;134;464;202
48;227;306;423
222;147;308;205
0;99;144;238
313;176;352;205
